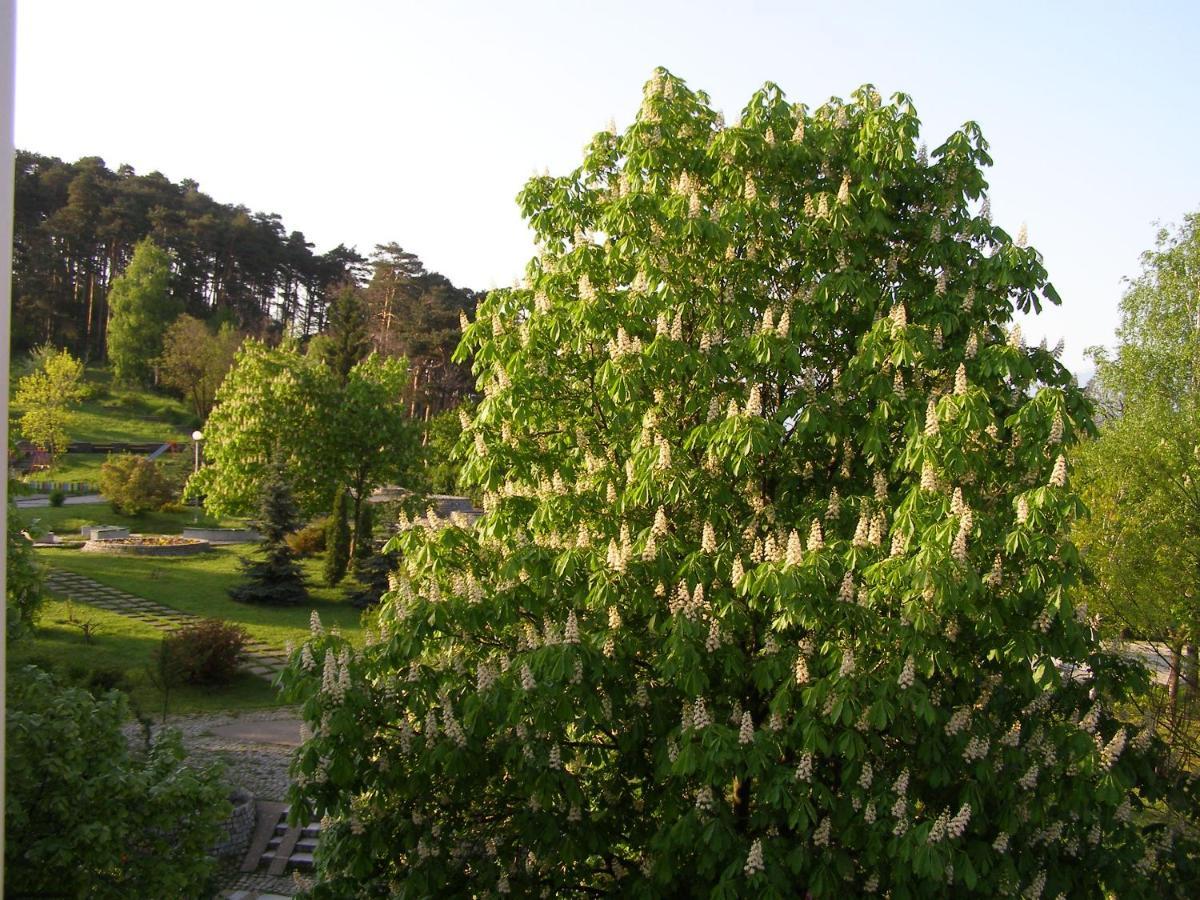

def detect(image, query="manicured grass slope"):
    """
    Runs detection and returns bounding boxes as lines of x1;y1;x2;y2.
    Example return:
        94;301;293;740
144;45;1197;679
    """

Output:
37;545;365;649
9;598;282;715
71;368;198;443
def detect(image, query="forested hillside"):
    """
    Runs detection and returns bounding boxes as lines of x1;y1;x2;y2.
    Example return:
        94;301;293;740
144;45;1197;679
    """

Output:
11;150;480;416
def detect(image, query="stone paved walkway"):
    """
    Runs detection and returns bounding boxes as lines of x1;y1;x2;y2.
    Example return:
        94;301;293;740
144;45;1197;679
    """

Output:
44;567;290;681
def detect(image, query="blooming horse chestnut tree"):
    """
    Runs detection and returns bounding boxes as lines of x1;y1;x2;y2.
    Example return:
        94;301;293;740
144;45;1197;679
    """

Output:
283;71;1188;897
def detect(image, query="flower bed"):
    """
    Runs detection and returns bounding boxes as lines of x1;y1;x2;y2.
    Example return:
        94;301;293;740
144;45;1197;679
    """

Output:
81;535;211;556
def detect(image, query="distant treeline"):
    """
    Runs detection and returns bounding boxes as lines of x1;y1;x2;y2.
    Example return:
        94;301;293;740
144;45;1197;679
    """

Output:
11;150;480;416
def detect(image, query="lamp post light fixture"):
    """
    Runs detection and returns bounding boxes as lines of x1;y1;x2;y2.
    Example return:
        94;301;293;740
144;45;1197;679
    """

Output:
191;430;204;474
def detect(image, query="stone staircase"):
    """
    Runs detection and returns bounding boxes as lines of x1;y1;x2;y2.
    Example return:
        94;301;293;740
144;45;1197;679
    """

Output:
240;802;321;877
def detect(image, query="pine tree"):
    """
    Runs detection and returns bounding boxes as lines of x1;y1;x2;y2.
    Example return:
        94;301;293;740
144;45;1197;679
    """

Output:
230;460;308;606
323;490;351;586
280;71;1192;896
321;284;371;384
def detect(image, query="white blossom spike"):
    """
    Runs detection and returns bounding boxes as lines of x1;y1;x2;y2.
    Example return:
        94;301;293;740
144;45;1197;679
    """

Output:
746;385;763;417
925;398;939;436
1050;454;1067;488
744;838;765;876
954;364;968;396
738;711;755;745
785;530;803;566
807;519;824;551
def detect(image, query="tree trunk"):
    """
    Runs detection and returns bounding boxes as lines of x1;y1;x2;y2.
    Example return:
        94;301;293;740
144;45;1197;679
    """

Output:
732;776;751;828
1168;643;1183;725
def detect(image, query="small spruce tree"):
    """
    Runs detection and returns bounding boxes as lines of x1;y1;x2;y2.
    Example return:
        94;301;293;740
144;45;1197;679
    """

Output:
230;460;308;606
281;71;1195;896
324;490;352;587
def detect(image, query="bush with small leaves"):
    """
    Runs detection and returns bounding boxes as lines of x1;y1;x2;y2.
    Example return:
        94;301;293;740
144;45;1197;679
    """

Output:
281;70;1196;897
99;455;175;516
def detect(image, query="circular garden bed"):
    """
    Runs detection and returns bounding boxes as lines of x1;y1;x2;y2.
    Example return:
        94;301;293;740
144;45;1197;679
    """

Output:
182;526;260;544
81;535;212;556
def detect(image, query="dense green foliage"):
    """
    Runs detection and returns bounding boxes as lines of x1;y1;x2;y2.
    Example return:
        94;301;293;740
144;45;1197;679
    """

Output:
325;490;352;586
106;239;179;384
99;455;175;515
12;150;365;355
319;284;372;384
14;346;86;461
354;499;375;560
1074;210;1200;734
6;492;44;637
230;460;309;606
158;314;243;419
189;340;419;519
5;666;229;897
419;404;470;494
282;72;1193;897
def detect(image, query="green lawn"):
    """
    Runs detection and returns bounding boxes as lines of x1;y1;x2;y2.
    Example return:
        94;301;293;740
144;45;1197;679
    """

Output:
17;502;242;538
37;545;366;650
9;598;283;716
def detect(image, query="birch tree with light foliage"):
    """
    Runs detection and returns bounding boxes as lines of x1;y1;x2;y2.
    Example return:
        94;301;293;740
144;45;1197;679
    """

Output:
282;70;1196;897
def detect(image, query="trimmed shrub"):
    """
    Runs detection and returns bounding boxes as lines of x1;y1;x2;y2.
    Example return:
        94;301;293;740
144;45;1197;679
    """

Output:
324;491;351;586
162;619;248;685
99;455;174;516
287;517;328;557
48;488;66;507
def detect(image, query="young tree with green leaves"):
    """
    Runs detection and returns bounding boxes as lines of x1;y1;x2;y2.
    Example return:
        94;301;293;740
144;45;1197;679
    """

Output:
281;72;1193;896
14;345;86;463
98;455;175;516
157;314;242;420
1075;211;1200;724
187;342;418;520
6;490;44;638
106;238;180;384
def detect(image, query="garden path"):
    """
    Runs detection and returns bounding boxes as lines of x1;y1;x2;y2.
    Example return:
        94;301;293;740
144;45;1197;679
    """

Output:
43;566;289;680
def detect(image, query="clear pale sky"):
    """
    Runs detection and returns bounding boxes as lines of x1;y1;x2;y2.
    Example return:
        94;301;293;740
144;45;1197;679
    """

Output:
14;1;1200;376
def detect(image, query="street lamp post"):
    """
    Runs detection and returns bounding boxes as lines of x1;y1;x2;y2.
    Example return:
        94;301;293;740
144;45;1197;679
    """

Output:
190;430;204;517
